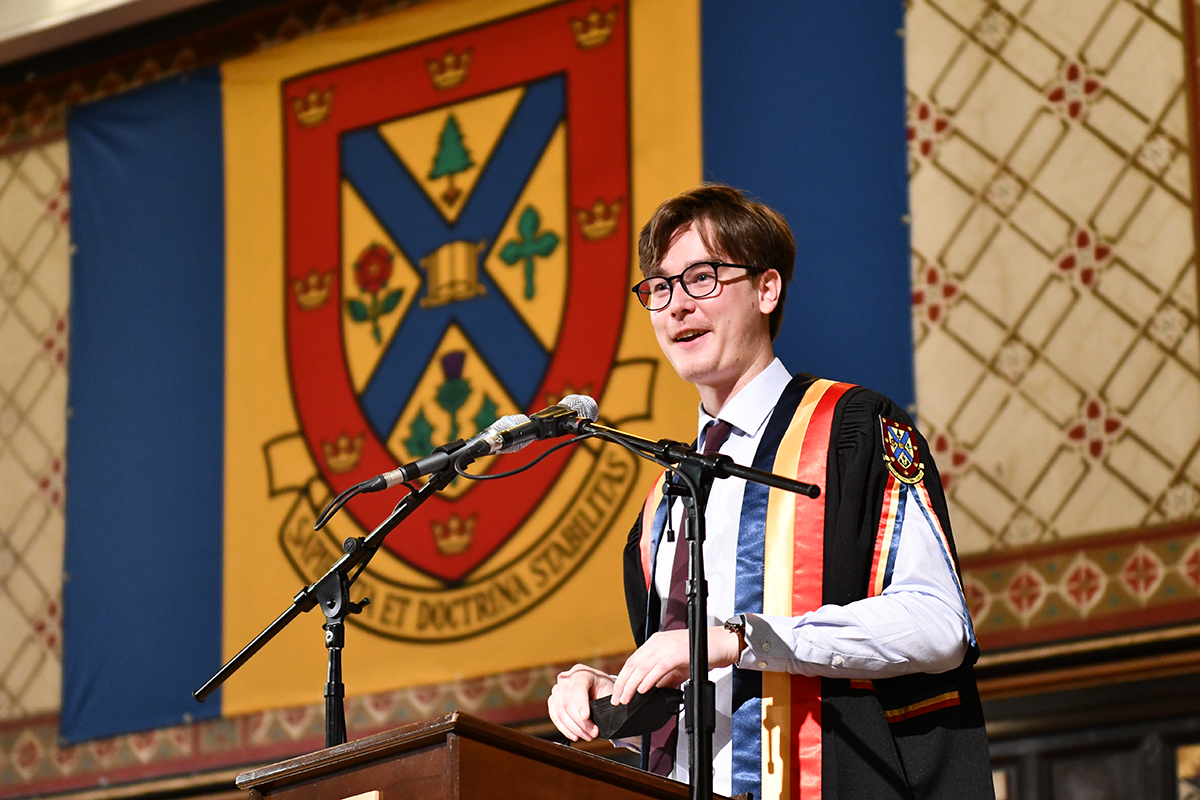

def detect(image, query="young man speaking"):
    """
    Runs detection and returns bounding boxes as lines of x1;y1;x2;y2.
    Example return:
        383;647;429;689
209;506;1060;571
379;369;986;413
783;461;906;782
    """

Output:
548;185;994;800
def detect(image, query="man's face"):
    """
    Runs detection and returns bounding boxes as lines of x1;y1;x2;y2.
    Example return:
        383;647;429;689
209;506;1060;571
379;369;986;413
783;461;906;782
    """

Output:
648;224;780;405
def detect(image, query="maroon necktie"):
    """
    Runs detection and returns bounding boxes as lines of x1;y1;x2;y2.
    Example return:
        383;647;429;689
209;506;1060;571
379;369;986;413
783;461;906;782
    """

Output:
647;419;732;776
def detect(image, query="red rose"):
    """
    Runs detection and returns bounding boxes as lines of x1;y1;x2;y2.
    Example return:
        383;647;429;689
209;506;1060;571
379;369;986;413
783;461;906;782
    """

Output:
354;243;394;293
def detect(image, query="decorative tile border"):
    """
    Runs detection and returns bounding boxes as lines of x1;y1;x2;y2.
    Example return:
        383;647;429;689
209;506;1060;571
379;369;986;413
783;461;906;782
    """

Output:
962;519;1200;650
0;655;625;798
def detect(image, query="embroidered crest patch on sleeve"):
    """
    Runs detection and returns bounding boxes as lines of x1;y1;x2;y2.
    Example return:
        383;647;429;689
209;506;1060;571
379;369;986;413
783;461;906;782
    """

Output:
881;417;925;484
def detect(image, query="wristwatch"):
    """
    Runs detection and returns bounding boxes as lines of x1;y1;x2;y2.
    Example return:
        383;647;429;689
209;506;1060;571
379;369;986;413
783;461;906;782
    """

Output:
724;614;747;660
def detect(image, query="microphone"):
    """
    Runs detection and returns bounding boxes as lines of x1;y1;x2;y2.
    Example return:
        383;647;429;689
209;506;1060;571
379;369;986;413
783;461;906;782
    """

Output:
359;414;530;491
454;394;599;464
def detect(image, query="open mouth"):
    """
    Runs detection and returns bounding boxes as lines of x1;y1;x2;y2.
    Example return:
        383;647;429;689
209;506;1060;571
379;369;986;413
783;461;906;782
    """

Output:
674;330;708;343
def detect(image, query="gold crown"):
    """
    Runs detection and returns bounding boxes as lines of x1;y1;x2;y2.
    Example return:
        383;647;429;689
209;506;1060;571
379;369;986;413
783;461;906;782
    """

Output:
427;49;472;90
576;198;621;241
293;270;334;310
292;87;334;127
322;433;364;474
571;8;617;49
432;514;476;556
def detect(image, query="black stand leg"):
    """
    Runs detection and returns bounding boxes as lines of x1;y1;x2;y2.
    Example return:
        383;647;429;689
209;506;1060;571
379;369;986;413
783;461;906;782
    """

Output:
673;457;716;800
313;569;366;747
323;619;346;748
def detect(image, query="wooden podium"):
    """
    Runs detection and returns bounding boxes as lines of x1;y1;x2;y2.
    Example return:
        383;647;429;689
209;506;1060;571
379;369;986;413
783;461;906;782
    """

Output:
236;712;699;800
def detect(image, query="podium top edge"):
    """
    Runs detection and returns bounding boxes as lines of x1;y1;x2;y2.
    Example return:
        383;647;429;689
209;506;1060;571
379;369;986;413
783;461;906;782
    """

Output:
234;712;696;799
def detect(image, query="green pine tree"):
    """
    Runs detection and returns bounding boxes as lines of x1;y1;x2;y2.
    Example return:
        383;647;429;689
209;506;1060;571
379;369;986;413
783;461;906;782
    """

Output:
429;113;473;206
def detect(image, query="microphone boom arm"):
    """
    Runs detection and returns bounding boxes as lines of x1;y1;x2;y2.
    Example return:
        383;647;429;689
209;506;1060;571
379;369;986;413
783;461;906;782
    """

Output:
193;465;456;745
573;420;820;498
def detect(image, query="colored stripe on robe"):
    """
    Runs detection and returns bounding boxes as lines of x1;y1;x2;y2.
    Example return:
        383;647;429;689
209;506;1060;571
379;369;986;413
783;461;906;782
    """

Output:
868;474;904;597
882;690;962;723
911;481;977;647
640;473;670;592
758;380;852;800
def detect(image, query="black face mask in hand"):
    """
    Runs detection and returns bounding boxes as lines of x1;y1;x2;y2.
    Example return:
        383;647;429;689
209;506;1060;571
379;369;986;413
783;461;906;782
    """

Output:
588;686;684;739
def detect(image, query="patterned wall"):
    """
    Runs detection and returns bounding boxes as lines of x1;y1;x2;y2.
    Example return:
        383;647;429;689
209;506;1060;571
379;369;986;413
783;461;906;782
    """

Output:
908;0;1199;555
0;139;68;722
908;0;1200;650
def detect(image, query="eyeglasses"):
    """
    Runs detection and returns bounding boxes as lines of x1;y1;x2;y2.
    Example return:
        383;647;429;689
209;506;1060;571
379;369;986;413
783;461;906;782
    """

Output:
631;261;765;311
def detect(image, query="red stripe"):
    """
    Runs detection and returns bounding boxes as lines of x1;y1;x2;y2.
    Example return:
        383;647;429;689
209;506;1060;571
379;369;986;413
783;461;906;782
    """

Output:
791;383;849;614
867;474;899;597
789;382;851;800
884;693;961;723
639;476;665;590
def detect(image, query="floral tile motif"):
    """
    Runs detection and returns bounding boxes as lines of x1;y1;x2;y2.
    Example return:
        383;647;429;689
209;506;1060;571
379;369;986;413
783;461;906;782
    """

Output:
1045;61;1103;122
910;0;1200;555
961;522;1200;648
1055;228;1112;289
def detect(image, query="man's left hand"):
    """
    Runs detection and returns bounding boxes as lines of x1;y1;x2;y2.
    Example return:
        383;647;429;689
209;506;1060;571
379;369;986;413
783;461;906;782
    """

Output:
609;625;742;706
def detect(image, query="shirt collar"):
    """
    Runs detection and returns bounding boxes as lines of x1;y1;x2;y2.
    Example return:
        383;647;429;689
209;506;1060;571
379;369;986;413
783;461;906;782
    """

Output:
697;358;792;441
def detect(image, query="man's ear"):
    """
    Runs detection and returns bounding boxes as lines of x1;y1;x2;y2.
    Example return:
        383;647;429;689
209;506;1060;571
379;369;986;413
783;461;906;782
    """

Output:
757;268;783;314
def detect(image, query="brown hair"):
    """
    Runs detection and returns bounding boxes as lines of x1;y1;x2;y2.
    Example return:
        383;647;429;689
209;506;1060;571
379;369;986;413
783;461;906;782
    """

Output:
637;184;795;339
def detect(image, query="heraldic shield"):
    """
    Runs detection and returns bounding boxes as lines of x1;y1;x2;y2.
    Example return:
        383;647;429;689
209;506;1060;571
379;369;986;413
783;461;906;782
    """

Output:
282;2;630;596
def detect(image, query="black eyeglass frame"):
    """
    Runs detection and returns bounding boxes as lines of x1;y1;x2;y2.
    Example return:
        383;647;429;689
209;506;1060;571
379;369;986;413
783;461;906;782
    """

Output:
630;261;767;311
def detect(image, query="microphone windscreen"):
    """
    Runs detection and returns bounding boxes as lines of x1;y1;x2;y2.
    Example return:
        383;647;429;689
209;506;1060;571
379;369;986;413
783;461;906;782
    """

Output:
489;414;529;434
490;414;532;455
559;393;599;422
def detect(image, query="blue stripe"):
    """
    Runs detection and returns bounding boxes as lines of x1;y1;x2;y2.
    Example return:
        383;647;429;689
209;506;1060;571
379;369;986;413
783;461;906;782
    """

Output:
732;478;768;798
910;490;977;647
63;68;225;741
881;484;907;591
644;490;670;641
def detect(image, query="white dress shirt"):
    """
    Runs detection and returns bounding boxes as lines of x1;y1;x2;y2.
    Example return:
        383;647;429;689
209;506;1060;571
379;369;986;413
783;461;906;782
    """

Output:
651;359;971;793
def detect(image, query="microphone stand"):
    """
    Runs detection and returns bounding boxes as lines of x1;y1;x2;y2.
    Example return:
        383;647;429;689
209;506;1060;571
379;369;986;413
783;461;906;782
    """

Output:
192;461;459;747
573;420;817;800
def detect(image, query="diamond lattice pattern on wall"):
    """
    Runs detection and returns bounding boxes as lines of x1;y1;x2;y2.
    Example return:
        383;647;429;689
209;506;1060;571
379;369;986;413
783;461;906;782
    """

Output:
908;0;1200;555
0;140;69;719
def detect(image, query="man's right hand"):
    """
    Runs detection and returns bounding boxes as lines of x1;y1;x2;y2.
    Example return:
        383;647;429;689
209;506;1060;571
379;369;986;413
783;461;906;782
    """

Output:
547;664;616;742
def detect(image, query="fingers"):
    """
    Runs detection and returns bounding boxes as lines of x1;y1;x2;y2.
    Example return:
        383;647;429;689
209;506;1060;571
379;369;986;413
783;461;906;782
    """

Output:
611;627;740;705
547;665;614;742
548;692;594;742
612;630;690;705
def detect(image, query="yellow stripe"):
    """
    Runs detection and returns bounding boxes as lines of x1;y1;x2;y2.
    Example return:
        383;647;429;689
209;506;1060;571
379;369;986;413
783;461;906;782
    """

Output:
640;472;669;587
871;480;902;597
763;379;836;616
761;672;791;800
759;379;835;800
882;691;960;721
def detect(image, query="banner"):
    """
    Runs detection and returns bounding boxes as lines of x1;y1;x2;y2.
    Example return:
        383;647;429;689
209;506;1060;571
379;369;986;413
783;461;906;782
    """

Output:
62;0;914;741
221;0;701;716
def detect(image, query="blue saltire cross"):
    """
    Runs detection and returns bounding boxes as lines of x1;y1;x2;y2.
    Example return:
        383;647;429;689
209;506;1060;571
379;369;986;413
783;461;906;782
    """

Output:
341;76;564;440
